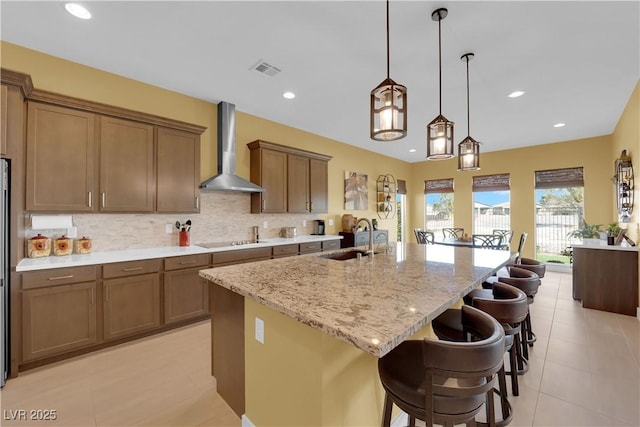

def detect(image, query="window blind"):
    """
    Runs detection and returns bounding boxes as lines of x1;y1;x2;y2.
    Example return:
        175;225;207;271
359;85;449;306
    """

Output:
472;174;510;192
397;179;407;195
535;167;584;189
424;178;454;194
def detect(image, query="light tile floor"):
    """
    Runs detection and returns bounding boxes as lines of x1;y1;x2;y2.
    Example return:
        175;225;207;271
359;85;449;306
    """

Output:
0;271;638;426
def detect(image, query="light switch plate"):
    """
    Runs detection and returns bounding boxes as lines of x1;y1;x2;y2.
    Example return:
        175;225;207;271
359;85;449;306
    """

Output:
66;226;78;238
255;317;265;344
328;219;334;226
302;220;307;227
263;221;268;229
165;223;173;234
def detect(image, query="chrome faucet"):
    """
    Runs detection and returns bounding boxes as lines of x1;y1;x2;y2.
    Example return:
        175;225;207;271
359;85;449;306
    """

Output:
356;218;374;257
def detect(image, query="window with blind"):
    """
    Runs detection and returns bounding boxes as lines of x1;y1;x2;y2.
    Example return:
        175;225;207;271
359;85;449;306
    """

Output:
473;174;511;236
534;167;584;264
424;178;454;238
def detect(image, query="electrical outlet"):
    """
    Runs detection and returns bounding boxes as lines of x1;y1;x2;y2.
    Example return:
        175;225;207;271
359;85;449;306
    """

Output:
66;226;78;238
165;223;173;234
255;317;264;344
302;220;307;227
328;219;334;226
263;221;268;229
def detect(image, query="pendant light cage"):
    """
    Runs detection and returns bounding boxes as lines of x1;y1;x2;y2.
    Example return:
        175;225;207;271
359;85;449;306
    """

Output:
458;136;480;170
426;8;454;160
370;0;407;142
458;52;480;171
371;79;407;141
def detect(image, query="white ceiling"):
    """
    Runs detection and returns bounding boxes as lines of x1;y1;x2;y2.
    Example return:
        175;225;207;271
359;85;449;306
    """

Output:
2;1;638;163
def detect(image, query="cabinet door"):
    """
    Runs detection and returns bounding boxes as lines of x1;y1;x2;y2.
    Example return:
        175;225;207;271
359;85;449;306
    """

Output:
99;116;155;212
287;154;309;213
22;282;97;361
164;268;209;324
103;273;160;341
309;158;328;213
26;102;95;211
253;148;287;213
157;127;201;213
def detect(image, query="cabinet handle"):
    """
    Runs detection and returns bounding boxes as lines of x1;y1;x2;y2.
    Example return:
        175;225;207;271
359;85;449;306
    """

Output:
88;191;92;208
309;201;313;211
48;275;74;281
101;192;106;208
122;267;143;272
262;199;266;211
179;260;196;265
195;196;199;210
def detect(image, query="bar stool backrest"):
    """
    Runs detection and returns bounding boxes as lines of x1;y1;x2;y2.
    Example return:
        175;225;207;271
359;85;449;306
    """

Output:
471;282;529;325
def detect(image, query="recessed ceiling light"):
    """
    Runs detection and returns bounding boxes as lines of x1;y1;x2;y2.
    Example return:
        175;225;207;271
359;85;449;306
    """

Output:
508;91;525;98
282;92;295;99
409;149;417;153
65;3;91;19
553;123;566;128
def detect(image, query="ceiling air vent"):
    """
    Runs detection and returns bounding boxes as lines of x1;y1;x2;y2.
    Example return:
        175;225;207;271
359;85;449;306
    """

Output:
250;59;281;77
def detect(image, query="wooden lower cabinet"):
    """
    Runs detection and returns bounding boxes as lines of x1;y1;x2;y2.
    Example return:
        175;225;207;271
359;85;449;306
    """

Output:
164;267;209;324
22;282;97;361
103;273;160;341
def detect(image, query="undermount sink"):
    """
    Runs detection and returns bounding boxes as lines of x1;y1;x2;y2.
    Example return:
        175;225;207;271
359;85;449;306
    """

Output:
321;249;370;261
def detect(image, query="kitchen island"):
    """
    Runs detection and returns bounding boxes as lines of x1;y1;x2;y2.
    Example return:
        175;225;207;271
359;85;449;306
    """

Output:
200;242;513;426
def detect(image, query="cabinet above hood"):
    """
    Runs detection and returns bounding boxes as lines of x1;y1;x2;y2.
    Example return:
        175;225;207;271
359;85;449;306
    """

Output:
199;101;265;193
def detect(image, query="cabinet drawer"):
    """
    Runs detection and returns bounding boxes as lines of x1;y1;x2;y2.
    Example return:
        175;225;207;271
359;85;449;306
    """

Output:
273;244;299;257
299;242;321;254
164;254;210;271
212;247;273;266
321;240;340;251
103;259;160;279
22;266;97;290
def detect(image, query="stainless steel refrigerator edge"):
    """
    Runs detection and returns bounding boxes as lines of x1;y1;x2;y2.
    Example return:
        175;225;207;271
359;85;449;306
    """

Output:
1;158;9;387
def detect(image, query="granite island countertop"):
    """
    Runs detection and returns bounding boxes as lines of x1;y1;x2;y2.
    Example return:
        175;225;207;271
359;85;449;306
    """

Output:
200;242;514;357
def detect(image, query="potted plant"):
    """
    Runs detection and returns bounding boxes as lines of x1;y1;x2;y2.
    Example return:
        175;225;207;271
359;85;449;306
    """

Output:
606;222;621;245
567;217;602;245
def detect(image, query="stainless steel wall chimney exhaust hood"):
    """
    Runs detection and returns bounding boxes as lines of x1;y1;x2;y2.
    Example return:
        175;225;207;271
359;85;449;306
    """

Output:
200;101;265;193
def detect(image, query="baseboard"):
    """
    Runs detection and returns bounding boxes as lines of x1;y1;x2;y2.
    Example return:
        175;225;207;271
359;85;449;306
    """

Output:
241;414;255;427
242;411;408;426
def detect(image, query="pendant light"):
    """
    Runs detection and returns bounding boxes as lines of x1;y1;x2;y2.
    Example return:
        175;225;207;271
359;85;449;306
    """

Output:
426;8;454;160
458;53;481;171
370;0;407;141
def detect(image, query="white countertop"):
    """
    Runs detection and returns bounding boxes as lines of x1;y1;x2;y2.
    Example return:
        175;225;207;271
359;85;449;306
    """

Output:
572;240;639;252
200;243;514;357
16;235;343;272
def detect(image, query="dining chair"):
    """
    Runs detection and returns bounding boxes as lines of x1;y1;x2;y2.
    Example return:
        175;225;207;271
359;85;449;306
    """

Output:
472;234;503;249
414;229;435;244
442;227;464;240
492;229;513;248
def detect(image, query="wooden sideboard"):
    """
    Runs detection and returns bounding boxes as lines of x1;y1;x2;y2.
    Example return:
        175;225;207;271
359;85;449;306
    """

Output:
572;245;639;316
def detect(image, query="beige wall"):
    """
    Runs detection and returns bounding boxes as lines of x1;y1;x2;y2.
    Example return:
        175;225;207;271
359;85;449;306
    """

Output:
2;41;410;247
408;136;613;259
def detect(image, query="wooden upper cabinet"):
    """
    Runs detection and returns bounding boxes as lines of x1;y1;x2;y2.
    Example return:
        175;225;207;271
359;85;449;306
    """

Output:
99;116;155;212
156;127;201;213
26;102;95;212
248;140;331;214
287;154;310;213
309;158;328;213
249;144;287;213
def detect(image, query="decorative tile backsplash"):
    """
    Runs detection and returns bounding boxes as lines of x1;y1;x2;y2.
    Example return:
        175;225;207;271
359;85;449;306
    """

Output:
25;193;320;252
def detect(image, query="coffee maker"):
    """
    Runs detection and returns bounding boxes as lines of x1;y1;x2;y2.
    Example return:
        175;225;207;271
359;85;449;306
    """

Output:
312;220;325;235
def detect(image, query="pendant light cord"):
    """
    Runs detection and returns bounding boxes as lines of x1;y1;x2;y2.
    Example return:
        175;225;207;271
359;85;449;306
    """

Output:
438;10;442;114
466;56;470;137
386;0;390;79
